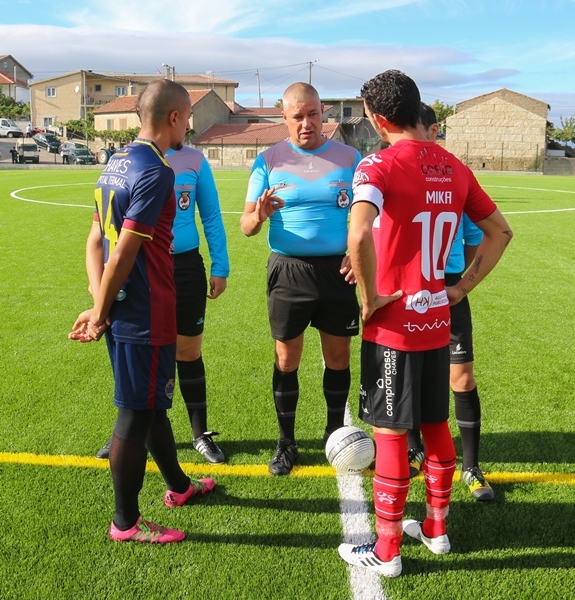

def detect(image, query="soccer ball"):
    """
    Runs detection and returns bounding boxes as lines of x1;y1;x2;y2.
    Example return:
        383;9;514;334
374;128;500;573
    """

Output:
325;426;375;474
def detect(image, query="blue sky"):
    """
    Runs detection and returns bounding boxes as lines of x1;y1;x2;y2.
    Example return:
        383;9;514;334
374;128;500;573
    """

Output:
2;0;575;124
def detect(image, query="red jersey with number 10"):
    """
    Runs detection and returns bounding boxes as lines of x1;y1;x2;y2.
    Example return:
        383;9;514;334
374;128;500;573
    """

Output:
352;139;496;351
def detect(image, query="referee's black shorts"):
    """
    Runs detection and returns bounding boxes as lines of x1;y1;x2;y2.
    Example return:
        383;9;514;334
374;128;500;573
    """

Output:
173;248;207;337
445;273;474;364
266;252;359;341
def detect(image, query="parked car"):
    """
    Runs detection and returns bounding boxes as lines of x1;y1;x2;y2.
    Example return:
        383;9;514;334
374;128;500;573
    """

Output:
16;142;40;164
59;141;96;165
0;118;23;138
33;133;61;153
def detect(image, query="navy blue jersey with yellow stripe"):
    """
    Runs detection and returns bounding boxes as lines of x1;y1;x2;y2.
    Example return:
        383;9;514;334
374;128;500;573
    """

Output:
94;139;176;346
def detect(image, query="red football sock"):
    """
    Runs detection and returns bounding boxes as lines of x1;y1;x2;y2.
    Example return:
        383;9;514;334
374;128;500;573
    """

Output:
372;431;410;561
420;421;456;538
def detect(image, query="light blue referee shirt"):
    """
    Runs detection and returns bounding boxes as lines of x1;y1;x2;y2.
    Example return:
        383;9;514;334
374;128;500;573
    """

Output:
446;213;483;274
166;146;230;278
246;138;362;257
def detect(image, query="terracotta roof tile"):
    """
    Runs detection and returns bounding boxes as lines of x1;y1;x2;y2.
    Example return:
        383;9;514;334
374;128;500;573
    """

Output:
193;122;341;145
93;89;219;114
234;107;284;116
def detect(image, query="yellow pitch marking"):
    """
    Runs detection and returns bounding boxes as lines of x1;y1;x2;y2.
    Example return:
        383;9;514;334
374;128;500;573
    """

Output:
1;452;575;484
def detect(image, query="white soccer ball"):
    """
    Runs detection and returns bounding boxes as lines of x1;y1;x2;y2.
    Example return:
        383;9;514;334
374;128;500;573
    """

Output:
325;426;375;474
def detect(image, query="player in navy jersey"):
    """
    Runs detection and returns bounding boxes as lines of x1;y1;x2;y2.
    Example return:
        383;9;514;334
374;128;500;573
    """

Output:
407;103;494;502
241;82;362;476
338;70;512;577
70;79;215;544
96;145;229;464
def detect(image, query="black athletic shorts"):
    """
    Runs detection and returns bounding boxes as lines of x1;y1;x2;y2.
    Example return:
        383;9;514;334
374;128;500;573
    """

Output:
358;341;450;429
267;252;360;341
445;273;474;364
173;248;207;337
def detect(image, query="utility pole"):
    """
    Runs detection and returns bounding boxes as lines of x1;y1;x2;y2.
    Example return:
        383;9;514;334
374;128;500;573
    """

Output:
308;60;318;84
256;69;263;108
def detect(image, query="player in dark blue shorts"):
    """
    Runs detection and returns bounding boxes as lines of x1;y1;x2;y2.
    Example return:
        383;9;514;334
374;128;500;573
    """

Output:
70;79;215;544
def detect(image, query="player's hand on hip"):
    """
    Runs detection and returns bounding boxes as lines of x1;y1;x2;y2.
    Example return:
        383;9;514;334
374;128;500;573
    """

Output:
360;291;403;323
446;285;466;306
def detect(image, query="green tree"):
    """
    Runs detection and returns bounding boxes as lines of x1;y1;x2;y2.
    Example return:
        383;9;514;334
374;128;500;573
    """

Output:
548;116;575;144
429;100;455;132
0;86;29;119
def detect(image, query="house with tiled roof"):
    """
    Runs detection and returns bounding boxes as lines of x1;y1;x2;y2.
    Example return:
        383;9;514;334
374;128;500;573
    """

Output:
229;106;284;124
192;122;344;168
29;70;237;132
0;55;33;103
93;89;230;139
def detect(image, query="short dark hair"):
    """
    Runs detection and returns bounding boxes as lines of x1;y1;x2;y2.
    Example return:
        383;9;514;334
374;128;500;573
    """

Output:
136;79;190;127
419;102;437;130
360;70;421;128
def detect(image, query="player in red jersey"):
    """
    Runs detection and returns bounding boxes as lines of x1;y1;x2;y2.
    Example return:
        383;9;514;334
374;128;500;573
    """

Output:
70;80;215;544
338;70;512;577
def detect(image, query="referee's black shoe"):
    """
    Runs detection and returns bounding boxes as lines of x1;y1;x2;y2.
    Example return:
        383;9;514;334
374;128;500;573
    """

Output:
269;438;298;476
193;432;226;464
96;437;112;460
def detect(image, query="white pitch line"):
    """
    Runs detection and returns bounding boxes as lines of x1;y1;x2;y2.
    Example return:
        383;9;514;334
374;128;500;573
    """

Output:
338;407;386;600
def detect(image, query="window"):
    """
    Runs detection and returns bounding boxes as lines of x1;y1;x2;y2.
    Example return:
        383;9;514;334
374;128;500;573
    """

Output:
45;87;56;98
246;149;257;159
115;86;127;96
95;84;102;92
208;149;219;159
106;119;114;131
343;107;352;118
119;118;127;130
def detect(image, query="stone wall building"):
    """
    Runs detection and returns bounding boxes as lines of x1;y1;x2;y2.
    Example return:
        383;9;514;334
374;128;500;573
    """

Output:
446;89;549;173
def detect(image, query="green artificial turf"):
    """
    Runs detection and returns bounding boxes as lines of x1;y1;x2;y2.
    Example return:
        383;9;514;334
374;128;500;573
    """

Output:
0;169;574;599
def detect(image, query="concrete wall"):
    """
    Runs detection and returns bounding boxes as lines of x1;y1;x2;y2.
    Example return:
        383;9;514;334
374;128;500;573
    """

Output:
543;157;575;175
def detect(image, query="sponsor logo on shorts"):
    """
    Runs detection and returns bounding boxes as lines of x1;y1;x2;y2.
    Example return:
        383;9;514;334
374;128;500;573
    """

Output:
196;317;204;326
376;349;397;417
346;319;358;331
452;343;466;356
165;379;175;400
360;385;369;415
405;290;448;314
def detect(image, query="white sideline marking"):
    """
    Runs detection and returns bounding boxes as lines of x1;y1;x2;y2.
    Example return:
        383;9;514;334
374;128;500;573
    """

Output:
338;408;386;600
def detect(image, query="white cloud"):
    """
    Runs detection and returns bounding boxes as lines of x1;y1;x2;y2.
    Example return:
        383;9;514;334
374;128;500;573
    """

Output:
64;0;275;34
